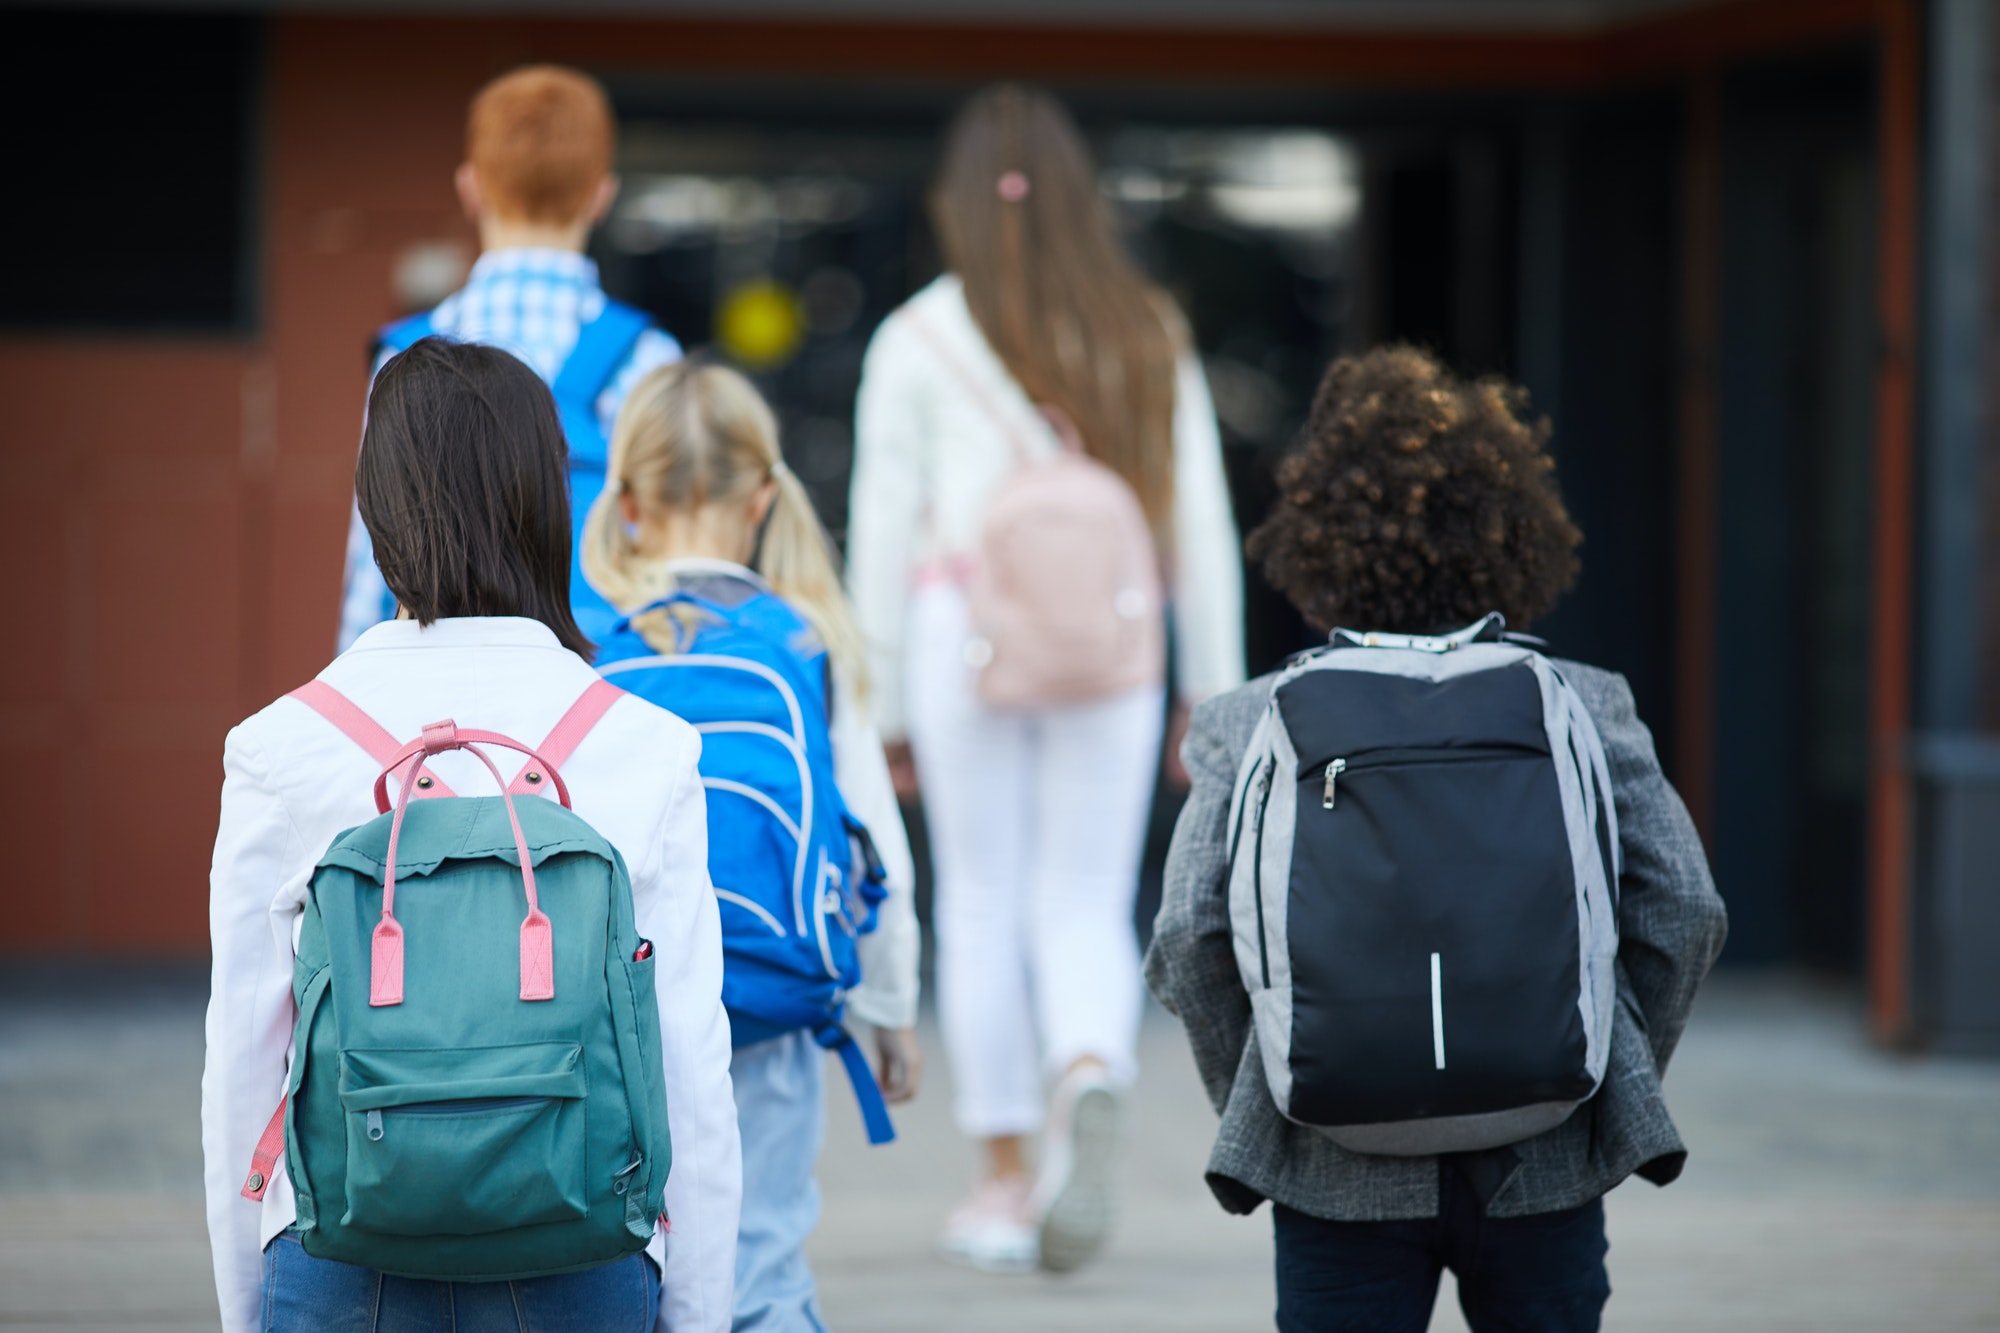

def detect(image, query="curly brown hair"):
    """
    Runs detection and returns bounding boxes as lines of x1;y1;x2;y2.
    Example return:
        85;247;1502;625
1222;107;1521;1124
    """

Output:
1247;345;1581;635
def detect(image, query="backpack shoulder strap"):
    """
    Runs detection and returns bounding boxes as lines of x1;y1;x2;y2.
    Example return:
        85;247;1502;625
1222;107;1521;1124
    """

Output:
735;588;837;723
552;299;651;414
817;1023;897;1146
240;1097;286;1200
373;310;436;363
900;306;1036;466
507;679;626;795
709;589;838;727
289;680;458;799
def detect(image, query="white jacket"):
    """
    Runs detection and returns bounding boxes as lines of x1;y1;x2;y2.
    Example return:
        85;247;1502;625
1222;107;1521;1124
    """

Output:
201;616;740;1333
848;274;1247;739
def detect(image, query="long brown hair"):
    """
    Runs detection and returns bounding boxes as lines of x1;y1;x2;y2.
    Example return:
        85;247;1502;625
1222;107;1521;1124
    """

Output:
931;83;1182;540
358;337;593;659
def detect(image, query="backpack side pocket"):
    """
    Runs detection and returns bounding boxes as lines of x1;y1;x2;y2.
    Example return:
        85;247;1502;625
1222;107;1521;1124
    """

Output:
611;941;673;1238
283;966;332;1232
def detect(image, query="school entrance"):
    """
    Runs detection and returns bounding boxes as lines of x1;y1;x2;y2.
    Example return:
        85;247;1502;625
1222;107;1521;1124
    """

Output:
5;1;1992;1045
580;38;1890;989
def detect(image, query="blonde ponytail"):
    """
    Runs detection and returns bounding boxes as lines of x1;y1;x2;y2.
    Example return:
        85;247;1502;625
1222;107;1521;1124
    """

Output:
580;364;686;654
756;458;870;696
581;360;869;695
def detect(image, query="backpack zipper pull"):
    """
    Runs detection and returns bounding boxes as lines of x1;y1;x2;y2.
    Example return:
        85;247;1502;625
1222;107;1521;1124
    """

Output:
1322;758;1347;809
365;1109;384;1142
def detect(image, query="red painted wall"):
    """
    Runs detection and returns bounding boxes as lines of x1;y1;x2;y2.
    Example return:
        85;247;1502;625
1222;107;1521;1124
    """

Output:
0;19;490;954
0;345;252;947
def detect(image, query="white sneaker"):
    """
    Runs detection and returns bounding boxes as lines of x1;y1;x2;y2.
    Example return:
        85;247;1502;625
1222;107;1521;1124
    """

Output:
939;1176;1038;1274
1034;1067;1119;1273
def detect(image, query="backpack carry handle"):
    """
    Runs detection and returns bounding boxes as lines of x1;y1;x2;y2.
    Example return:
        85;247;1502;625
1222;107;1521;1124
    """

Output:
1329;612;1508;655
371;725;573;814
371;720;561;1009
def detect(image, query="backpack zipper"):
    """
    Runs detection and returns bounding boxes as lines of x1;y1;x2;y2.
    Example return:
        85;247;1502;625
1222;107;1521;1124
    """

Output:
1321;759;1347;809
1226;756;1265;863
392;1096;551;1116
1313;744;1544;812
364;1096;553;1142
1248;759;1275;988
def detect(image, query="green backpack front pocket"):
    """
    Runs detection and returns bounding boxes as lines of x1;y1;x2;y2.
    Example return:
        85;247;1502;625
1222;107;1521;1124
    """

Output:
337;1041;588;1236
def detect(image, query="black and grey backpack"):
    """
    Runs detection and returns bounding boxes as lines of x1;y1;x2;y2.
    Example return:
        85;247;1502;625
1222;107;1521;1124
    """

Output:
1226;614;1620;1156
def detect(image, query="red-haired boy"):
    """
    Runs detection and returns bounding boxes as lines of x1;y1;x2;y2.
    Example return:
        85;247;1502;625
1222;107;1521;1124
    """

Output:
340;65;681;647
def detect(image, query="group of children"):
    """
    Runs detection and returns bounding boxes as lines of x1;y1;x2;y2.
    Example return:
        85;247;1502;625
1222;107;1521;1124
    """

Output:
203;62;1724;1333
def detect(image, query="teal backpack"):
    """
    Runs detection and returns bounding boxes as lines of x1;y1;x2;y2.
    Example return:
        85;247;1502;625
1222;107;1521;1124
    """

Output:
239;679;672;1281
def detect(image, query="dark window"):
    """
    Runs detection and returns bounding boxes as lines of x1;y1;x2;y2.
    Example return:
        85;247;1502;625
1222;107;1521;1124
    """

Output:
0;10;260;332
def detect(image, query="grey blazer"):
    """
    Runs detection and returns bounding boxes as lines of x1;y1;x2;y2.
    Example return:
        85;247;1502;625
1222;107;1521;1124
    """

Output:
1144;660;1728;1220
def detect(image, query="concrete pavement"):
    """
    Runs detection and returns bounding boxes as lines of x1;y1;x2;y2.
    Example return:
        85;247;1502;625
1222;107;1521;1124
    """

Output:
3;969;1997;1331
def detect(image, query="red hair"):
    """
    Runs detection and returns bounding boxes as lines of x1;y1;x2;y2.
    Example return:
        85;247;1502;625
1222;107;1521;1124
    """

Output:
467;65;614;225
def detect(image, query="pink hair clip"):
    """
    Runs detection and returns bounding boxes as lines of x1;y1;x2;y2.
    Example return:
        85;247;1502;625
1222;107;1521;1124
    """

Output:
997;170;1031;203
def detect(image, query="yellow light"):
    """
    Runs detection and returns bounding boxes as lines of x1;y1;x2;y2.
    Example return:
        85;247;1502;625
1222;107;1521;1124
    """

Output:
716;279;806;370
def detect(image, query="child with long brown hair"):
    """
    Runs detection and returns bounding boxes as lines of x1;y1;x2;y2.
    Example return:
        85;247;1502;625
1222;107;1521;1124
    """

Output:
584;361;921;1331
207;340;739;1333
847;84;1246;1273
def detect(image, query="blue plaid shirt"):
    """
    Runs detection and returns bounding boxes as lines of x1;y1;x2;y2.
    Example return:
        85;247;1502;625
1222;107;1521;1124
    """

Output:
339;248;682;650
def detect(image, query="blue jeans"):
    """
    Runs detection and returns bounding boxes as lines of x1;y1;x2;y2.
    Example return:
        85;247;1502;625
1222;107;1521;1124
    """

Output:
732;1031;829;1333
262;1233;659;1333
1272;1162;1610;1333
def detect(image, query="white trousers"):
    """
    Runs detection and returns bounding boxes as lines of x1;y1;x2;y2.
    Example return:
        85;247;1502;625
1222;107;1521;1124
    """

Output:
906;587;1165;1138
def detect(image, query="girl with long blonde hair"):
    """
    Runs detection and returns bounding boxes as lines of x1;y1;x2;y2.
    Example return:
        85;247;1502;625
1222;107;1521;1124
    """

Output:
848;84;1246;1274
584;360;922;1331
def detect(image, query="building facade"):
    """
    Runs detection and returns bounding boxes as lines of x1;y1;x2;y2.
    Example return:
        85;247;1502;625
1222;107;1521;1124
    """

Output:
1;0;1992;1043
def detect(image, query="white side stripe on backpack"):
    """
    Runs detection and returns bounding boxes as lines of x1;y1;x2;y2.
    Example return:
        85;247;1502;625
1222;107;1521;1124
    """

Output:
812;848;841;981
600;654;806;742
715;888;787;937
695;720;816;933
703;778;804;847
602;654;814;932
1430;952;1446;1071
695;719;807;764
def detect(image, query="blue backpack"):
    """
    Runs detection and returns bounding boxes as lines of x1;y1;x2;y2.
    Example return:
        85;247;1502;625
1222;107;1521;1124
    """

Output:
376;301;652;644
595;588;896;1144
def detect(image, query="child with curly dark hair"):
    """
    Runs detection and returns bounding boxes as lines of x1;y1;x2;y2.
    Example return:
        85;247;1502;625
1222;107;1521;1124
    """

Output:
1248;343;1582;635
1146;346;1726;1333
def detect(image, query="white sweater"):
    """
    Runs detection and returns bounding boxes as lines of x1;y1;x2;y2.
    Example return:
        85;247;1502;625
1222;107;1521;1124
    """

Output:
201;617;739;1333
848;275;1247;740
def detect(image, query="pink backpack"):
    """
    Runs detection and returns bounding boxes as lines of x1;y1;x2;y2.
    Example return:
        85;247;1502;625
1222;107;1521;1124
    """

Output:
908;310;1164;710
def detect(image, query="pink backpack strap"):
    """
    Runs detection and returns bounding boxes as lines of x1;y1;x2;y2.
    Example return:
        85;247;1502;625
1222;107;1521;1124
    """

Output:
289;679;457;800
901;306;1044;465
240;1097;286;1200
508;679;625;795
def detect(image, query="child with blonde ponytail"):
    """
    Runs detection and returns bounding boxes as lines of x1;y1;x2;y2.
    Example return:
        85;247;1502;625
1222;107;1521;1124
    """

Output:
584;363;868;678
584;361;921;1333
